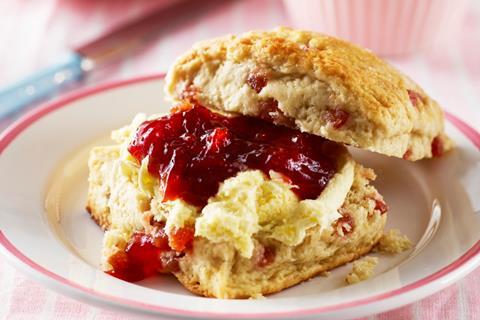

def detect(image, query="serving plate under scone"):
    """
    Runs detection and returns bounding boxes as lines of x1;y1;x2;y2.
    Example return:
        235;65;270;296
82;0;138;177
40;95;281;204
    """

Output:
0;75;479;320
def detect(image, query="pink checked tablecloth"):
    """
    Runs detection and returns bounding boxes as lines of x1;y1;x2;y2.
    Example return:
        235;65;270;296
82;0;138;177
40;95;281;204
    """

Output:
1;0;479;319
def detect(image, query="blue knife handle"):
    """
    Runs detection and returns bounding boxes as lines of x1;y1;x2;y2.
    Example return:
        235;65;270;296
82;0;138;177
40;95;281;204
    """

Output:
0;52;85;119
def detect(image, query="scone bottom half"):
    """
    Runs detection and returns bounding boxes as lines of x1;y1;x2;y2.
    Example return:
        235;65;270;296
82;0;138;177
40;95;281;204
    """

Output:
165;27;453;161
86;103;388;299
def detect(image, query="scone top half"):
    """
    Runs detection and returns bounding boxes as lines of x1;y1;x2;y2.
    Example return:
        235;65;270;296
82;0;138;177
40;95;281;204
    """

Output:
165;27;451;161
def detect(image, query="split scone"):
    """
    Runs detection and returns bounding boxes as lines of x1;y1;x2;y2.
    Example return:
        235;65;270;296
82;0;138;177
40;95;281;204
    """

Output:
87;27;452;298
87;105;387;298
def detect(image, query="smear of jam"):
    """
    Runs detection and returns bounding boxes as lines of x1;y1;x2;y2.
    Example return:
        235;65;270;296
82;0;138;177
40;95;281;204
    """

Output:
169;227;195;252
107;233;164;282
107;226;194;282
128;104;340;208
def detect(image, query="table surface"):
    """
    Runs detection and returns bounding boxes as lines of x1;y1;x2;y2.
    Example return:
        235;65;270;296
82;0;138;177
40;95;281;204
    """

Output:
0;0;479;319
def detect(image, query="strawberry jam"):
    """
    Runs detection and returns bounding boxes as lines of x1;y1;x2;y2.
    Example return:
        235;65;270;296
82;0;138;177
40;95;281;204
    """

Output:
128;104;340;207
108;226;193;282
107;233;164;282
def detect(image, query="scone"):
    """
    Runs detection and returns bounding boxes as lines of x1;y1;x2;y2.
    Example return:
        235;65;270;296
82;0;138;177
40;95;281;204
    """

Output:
86;27;451;299
165;27;452;160
87;105;387;298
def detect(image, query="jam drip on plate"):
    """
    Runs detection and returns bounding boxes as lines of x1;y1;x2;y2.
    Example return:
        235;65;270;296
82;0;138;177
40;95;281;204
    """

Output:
128;104;341;207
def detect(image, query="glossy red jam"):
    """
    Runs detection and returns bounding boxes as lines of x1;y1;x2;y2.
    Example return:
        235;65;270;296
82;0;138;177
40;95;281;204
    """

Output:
107;233;164;282
169;227;195;252
128;104;340;207
108;226;194;282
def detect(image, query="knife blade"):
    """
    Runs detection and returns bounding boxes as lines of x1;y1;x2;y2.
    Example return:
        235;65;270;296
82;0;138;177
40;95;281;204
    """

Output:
0;0;225;119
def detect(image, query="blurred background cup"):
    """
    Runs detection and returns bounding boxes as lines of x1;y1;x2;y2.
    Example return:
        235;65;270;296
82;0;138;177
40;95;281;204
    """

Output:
283;0;471;56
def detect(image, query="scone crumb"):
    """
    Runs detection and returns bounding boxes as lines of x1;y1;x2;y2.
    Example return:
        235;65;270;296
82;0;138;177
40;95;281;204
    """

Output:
345;256;378;285
319;271;331;277
375;229;412;254
249;293;266;300
359;167;376;181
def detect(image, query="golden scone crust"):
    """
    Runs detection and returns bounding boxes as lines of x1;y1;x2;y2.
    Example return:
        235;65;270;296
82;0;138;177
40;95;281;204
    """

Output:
87;145;387;298
165;27;452;160
86;146;119;230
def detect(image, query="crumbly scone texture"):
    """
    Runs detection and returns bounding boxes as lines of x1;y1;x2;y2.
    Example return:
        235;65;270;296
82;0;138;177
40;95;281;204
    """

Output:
345;256;379;285
375;229;412;254
87;146;387;298
86;146;118;230
165;27;452;161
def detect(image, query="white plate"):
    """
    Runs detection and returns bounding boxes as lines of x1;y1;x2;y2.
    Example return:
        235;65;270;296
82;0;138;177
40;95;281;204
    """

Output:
1;75;479;320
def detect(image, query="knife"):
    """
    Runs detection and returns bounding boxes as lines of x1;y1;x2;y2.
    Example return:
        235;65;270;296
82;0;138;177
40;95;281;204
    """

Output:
0;0;225;119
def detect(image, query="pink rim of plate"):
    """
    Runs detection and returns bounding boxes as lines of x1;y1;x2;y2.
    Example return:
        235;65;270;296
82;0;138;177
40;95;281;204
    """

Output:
0;74;479;319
